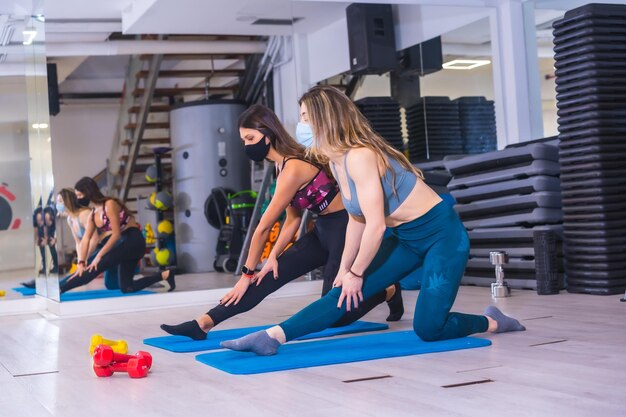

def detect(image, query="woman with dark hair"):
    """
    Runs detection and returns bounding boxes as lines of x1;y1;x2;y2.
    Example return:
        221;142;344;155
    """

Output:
160;104;402;341
53;188;122;289
221;86;526;356
59;177;175;294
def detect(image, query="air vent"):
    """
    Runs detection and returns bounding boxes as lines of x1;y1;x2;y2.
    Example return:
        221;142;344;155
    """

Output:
252;18;301;26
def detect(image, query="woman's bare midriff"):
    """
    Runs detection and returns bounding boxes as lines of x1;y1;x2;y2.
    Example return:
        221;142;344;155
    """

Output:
385;180;442;227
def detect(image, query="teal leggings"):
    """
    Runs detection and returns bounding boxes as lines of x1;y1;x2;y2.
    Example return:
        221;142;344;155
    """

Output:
280;201;489;342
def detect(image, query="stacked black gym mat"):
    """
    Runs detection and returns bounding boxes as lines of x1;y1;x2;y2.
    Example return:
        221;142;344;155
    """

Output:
444;143;563;290
405;97;463;161
355;97;405;156
455;97;497;154
553;3;626;295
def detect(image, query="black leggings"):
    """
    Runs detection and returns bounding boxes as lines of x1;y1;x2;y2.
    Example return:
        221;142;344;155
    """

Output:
207;209;387;327
39;244;58;271
60;228;160;293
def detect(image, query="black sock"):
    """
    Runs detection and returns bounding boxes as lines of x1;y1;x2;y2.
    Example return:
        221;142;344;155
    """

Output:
21;279;36;289
386;283;404;322
164;269;176;292
160;320;207;340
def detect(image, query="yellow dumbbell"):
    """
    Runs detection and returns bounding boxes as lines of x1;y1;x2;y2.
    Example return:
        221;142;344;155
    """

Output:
89;334;128;355
0;290;5;297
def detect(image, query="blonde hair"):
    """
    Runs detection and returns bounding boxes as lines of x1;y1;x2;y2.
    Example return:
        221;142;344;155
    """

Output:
59;188;87;216
299;85;424;188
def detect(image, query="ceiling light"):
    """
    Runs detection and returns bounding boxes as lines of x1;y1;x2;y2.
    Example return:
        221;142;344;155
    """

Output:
32;123;48;129
442;59;491;70
22;29;37;45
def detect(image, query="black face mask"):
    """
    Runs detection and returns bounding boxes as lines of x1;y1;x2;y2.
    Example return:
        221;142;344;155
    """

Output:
77;197;90;207
244;135;271;162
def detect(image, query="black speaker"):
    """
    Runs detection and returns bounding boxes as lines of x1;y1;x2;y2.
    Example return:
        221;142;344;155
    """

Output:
346;3;399;75
403;36;442;76
47;63;60;116
390;70;420;109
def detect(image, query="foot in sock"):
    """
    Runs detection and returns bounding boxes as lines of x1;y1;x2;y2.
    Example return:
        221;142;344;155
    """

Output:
21;279;36;289
484;306;526;333
220;330;281;356
386;283;404;322
163;269;176;292
160;320;207;340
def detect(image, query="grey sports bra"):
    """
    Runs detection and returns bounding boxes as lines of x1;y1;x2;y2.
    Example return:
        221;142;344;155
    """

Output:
331;152;417;217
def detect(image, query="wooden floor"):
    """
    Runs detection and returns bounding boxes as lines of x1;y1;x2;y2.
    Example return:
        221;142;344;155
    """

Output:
0;284;624;417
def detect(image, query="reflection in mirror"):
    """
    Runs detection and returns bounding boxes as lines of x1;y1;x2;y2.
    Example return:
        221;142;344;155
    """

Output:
24;13;57;300
419;17;496;161
0;7;56;302
43;0;307;306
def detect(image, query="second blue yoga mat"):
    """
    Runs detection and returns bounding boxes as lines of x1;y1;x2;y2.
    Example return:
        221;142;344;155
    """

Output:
143;321;389;353
11;287;153;301
196;331;492;375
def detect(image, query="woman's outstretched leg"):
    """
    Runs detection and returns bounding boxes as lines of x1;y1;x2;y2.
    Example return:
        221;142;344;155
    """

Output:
221;236;419;355
161;231;327;340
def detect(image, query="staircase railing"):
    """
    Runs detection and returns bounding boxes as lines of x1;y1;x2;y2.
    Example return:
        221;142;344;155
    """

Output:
106;55;144;197
119;54;163;202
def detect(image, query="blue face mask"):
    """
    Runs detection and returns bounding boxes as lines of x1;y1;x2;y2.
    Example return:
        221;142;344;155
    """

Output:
56;203;65;214
296;122;314;148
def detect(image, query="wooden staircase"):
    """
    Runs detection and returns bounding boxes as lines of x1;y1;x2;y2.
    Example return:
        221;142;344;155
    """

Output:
106;36;263;213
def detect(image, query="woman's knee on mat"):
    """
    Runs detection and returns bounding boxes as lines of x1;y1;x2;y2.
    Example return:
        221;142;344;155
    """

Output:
120;285;134;294
413;320;445;342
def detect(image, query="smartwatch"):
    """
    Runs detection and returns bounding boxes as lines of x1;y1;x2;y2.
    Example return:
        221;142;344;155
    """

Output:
241;265;254;276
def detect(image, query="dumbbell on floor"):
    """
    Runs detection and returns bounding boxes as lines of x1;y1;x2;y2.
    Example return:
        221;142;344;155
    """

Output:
93;357;149;378
89;334;128;355
93;344;153;369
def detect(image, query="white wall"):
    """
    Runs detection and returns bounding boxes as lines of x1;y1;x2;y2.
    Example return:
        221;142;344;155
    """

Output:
538;57;558;137
394;5;489;50
306;16;350;84
355;60;559;140
50;103;119;190
420;65;494;100
353;74;391;101
0;123;36;272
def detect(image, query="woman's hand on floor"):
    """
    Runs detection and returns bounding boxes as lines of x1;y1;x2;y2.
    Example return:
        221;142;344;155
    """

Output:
221;277;252;307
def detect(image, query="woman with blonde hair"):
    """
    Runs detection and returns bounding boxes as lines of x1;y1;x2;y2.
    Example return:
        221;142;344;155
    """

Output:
160;104;402;341
222;86;526;356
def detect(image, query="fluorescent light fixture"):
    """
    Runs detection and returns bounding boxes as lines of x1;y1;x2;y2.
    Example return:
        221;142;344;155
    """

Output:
442;59;491;70
32;123;48;129
22;29;37;45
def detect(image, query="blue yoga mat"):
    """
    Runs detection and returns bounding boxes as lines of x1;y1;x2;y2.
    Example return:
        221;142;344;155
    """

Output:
144;321;389;353
196;331;492;375
12;287;35;296
11;287;153;301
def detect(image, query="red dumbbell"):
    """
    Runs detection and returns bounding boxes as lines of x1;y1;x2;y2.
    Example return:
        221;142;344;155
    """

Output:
93;344;153;369
93;357;149;378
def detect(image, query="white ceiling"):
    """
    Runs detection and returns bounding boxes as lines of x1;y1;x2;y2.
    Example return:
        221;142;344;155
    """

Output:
2;0;623;97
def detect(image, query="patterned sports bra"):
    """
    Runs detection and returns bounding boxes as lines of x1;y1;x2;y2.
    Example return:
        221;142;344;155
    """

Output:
279;158;339;214
94;200;131;233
